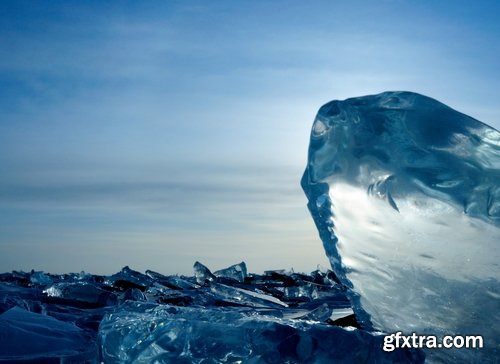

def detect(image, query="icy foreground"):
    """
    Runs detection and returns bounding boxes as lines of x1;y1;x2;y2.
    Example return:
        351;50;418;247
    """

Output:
0;262;423;363
302;91;500;363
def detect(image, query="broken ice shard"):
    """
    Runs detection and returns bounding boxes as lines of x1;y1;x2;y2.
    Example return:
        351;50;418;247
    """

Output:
301;91;500;363
214;261;248;282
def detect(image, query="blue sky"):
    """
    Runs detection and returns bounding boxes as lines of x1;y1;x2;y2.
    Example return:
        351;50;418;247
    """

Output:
1;0;499;274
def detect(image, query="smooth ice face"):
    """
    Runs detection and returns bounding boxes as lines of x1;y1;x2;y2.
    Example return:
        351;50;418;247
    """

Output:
0;306;97;361
302;91;500;363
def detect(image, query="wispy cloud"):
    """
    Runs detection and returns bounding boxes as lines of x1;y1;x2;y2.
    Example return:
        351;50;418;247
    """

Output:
0;161;326;274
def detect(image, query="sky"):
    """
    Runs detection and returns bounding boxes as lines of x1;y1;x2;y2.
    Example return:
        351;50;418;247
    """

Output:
0;0;499;275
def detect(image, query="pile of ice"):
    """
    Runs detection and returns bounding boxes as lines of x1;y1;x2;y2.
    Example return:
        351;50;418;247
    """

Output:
0;262;423;363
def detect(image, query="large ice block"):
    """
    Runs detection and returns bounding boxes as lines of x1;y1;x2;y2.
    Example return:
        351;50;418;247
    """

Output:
302;91;500;363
